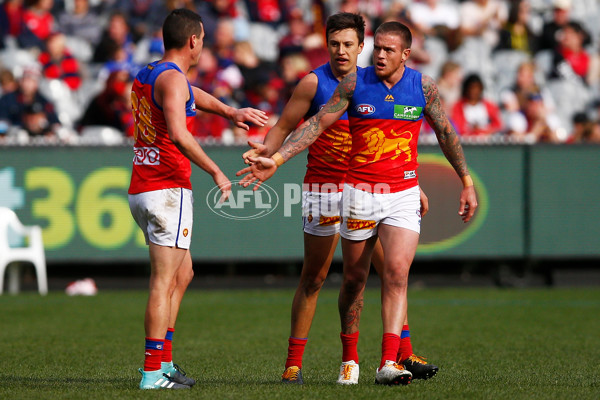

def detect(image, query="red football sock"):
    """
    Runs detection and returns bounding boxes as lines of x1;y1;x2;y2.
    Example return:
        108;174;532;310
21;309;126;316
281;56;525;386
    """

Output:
285;337;308;369
162;328;175;363
380;333;400;370
340;331;359;363
397;324;413;362
144;337;164;371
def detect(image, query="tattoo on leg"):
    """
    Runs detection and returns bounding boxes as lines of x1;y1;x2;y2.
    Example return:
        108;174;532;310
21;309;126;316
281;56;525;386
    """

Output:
342;297;364;332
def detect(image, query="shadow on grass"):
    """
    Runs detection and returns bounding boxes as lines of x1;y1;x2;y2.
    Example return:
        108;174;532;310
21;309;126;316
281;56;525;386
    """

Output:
0;375;131;389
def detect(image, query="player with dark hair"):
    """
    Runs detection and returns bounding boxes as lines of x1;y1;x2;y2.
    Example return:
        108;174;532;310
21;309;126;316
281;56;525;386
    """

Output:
239;20;477;385
129;8;267;390
243;14;437;385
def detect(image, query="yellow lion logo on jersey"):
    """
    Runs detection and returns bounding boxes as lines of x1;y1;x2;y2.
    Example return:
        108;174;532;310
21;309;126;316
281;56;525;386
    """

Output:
354;128;412;163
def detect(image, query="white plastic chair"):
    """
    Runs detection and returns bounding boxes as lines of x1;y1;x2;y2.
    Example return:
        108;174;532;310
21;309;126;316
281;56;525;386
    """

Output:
0;207;48;295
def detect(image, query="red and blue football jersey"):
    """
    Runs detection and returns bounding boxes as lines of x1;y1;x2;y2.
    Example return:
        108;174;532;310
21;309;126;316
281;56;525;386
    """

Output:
346;66;426;193
129;61;196;194
303;63;354;190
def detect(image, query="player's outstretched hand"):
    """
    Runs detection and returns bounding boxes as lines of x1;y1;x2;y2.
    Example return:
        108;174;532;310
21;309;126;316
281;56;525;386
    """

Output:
242;140;267;164
236;156;277;190
458;186;478;223
232;108;269;131
213;171;232;203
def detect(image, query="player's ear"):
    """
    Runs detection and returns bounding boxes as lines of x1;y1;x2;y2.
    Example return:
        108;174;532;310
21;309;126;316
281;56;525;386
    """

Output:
402;48;411;62
358;42;364;54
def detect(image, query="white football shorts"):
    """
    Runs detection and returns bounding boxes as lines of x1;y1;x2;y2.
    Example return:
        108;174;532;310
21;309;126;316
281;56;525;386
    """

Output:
340;184;421;241
129;187;194;249
302;190;343;236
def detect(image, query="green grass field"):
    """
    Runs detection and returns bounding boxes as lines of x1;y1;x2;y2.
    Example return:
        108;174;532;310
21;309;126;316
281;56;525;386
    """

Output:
1;287;599;399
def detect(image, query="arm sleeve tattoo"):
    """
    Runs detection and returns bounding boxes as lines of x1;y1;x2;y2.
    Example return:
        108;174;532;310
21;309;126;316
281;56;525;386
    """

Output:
278;72;356;161
422;74;470;178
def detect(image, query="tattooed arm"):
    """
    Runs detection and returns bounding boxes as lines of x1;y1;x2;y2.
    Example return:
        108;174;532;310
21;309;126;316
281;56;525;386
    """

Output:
237;72;357;187
277;71;356;161
422;74;478;222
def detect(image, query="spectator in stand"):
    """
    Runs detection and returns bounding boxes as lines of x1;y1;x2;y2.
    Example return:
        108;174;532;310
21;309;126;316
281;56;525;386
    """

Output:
459;0;507;48
451;73;504;137
92;11;135;65
587;121;600;143
244;0;284;26
39;32;82;90
301;31;330;70
278;8;309;58
198;0;244;47
538;0;572;52
57;0;102;46
19;0;56;49
115;0;164;42
408;0;461;51
551;21;591;82
437;60;464;117
0;69;19;96
520;93;562;142
509;61;556;114
233;40;281;140
0;0;25;49
213;18;236;64
279;52;310;102
567;112;591;143
0;66;60;138
496;0;538;55
189;110;231;141
188;46;241;106
78;69;133;136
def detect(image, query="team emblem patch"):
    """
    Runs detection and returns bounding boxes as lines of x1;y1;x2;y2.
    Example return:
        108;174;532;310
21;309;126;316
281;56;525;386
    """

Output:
183;228;189;237
307;214;313;223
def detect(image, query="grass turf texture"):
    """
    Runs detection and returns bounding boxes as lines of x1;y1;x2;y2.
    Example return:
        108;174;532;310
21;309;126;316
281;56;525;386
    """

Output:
1;287;599;399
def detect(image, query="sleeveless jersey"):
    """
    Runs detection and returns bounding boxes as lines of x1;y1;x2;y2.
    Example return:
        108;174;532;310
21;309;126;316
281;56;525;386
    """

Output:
128;61;196;194
346;66;426;193
303;63;353;191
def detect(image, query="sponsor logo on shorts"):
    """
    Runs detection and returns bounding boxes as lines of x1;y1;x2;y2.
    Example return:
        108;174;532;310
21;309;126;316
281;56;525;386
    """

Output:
394;105;422;120
356;104;375;115
133;147;160;165
404;170;416;179
183;228;189;237
319;215;341;226
346;218;376;230
307;214;313;223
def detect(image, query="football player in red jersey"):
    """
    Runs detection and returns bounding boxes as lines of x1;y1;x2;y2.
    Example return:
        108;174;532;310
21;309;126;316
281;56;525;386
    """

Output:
129;9;267;390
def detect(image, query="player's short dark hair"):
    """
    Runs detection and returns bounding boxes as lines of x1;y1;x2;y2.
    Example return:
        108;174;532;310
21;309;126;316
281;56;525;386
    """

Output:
163;9;203;51
326;13;365;45
374;21;412;49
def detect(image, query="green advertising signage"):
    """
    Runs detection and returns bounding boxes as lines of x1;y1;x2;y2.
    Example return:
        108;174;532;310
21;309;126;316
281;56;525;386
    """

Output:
1;145;598;262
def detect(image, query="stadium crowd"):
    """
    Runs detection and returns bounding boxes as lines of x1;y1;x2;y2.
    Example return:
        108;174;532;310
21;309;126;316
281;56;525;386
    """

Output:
1;0;600;145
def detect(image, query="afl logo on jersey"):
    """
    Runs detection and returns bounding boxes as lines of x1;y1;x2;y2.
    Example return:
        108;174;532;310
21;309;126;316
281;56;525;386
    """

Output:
356;104;375;115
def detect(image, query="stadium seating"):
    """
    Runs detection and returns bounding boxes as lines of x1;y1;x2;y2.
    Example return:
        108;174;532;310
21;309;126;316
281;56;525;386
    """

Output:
0;207;47;295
